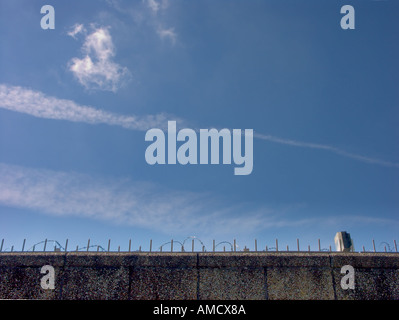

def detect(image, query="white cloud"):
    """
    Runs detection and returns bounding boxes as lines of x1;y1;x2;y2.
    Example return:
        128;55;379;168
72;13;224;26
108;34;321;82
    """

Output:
0;84;180;131
141;0;176;44
1;162;397;236
67;23;85;39
157;27;177;44
106;1;176;45
0;162;302;235
68;26;130;92
146;0;160;13
144;0;169;13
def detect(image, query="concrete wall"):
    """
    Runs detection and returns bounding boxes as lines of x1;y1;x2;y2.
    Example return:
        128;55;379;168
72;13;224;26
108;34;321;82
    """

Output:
0;252;398;300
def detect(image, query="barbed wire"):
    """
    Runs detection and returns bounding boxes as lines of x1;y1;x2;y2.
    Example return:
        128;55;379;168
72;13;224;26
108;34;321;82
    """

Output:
0;237;398;253
215;241;234;251
379;242;392;252
27;240;64;252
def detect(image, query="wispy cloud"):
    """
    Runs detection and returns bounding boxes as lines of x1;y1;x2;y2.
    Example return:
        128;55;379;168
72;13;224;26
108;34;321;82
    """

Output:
0;84;397;169
68;25;130;92
145;0;161;13
1;163;397;235
67;23;85;39
157;27;177;44
144;0;177;44
144;0;169;14
0;162;306;235
254;132;399;169
108;0;177;45
0;84;180;131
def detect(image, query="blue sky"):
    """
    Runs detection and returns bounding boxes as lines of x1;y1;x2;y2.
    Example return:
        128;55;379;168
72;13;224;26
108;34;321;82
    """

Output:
0;0;398;253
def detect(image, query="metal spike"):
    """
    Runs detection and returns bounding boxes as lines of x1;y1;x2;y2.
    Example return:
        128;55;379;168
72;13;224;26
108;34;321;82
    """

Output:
65;239;68;252
22;239;26;252
44;239;47;252
0;239;3;252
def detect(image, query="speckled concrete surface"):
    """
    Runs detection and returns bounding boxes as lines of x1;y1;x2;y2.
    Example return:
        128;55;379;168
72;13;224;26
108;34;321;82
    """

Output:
266;267;334;300
332;268;399;300
0;252;398;300
199;267;265;300
130;267;197;300
62;267;129;300
0;266;61;299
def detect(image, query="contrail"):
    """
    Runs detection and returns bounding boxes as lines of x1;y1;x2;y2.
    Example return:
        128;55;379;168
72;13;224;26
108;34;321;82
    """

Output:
0;84;179;131
0;84;397;169
254;132;399;168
